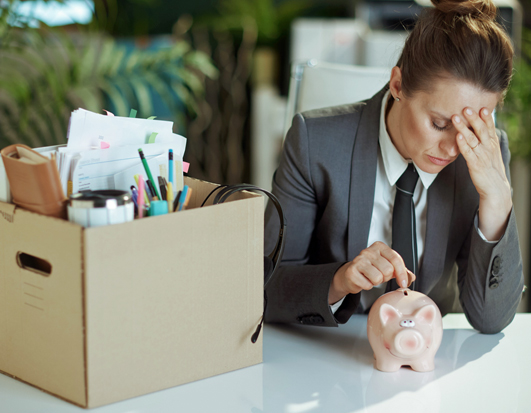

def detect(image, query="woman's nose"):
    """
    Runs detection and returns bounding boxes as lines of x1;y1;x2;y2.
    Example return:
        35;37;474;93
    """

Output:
441;134;459;157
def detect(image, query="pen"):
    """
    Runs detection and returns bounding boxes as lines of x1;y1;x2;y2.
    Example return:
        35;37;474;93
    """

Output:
134;174;150;205
173;190;182;212
146;179;157;199
169;149;174;188
130;185;139;213
178;185;189;211
138;176;145;219
182;187;192;210
138;148;162;200
166;182;173;213
158;176;168;201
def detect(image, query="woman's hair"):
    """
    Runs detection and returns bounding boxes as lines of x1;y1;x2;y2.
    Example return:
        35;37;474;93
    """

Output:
396;0;514;100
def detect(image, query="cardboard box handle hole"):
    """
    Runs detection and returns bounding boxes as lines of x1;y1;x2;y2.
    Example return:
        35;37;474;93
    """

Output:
16;252;52;277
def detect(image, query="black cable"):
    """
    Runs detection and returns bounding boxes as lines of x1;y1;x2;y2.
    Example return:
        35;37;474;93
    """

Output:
200;185;228;207
211;184;286;289
204;183;287;343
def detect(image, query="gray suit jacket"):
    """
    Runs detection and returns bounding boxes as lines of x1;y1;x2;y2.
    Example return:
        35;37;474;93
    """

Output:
264;85;524;334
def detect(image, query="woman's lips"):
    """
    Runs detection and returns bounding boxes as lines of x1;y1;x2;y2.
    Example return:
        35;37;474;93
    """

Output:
428;155;452;166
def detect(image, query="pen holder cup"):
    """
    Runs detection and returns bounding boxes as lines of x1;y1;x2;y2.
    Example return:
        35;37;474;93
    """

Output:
67;190;134;228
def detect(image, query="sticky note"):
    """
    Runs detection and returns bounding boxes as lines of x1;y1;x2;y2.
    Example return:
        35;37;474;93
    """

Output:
148;132;158;144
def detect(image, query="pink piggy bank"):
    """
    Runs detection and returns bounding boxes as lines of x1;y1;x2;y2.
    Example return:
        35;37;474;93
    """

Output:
367;288;443;372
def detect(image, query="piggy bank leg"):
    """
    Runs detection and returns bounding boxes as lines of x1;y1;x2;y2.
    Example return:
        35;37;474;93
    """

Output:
374;356;403;372
409;359;435;372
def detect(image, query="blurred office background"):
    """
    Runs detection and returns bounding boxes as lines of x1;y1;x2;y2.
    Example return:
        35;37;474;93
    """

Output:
0;0;530;310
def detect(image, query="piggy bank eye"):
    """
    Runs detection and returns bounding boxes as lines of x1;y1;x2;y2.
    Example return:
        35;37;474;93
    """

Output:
400;319;415;327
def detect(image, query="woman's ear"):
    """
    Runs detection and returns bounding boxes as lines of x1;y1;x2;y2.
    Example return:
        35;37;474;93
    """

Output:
389;66;403;101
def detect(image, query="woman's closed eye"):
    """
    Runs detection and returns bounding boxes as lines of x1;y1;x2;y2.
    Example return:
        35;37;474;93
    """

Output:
431;121;450;132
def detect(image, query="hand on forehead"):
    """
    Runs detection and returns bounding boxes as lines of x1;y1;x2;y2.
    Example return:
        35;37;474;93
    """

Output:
423;78;499;128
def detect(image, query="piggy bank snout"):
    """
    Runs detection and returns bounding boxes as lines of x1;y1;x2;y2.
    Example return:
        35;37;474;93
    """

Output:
393;329;425;357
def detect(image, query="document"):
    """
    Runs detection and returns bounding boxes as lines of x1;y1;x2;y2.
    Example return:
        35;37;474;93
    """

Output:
71;141;186;193
66;109;174;152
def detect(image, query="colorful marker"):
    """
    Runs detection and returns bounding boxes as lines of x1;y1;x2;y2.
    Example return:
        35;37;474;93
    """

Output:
138;148;161;200
173;190;182;212
130;185;139;210
182;187;192;210
169;149;174;188
178;185;189;211
166;182;173;213
134;174;150;205
138;176;145;219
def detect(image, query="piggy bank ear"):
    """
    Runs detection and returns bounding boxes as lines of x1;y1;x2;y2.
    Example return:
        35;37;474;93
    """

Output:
414;304;437;325
379;303;401;326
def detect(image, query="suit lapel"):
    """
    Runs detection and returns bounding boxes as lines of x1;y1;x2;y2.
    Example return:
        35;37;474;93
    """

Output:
347;87;387;260
417;162;455;292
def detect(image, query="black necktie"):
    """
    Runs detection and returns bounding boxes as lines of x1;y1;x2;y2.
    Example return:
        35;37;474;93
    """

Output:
387;163;419;291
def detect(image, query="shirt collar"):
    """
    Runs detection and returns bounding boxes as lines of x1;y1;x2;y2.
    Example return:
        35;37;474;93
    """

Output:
379;90;437;189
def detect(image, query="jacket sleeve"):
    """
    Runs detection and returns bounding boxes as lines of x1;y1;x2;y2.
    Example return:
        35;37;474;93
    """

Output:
264;114;346;326
456;129;524;334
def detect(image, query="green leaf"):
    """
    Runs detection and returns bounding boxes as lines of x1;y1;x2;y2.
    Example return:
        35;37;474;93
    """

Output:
184;51;219;79
97;79;130;116
129;76;153;116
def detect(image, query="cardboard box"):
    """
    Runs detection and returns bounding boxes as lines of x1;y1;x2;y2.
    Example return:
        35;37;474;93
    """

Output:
0;177;264;408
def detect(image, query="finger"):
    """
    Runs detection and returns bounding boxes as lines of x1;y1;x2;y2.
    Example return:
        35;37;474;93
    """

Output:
356;259;387;286
479;108;497;141
406;269;416;287
345;263;377;291
456;132;477;161
371;254;395;284
452;115;480;150
461;107;490;144
379;247;408;287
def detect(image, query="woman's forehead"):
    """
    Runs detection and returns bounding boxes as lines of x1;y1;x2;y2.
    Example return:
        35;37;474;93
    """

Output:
415;78;499;115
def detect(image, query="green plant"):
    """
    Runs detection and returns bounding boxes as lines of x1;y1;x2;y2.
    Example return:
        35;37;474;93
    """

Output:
0;3;217;149
199;0;313;46
498;28;531;161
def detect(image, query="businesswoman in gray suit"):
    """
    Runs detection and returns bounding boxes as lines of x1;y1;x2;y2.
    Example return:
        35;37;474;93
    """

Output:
264;0;524;334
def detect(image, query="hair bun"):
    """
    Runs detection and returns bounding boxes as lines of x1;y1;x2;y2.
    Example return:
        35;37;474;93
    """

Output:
431;0;497;21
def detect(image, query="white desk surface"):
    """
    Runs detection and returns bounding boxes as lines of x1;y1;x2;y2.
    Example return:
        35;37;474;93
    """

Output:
1;313;530;413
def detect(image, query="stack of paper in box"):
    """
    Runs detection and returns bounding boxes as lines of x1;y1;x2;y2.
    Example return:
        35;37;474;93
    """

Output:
19;108;187;199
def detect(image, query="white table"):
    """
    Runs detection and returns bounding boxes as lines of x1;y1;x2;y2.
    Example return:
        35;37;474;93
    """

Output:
1;314;531;412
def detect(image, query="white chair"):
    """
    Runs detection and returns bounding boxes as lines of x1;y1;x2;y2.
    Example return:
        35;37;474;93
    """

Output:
251;60;392;191
284;60;391;137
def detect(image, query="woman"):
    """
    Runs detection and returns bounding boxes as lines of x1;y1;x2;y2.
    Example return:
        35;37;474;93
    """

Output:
264;0;524;334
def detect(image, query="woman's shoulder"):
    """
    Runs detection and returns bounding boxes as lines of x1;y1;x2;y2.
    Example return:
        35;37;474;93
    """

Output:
300;101;367;122
295;84;387;132
291;101;368;142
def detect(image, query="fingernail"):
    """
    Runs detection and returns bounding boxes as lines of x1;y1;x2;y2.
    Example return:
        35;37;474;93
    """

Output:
483;108;489;116
466;108;473;116
458;133;463;140
454;116;461;123
401;280;406;288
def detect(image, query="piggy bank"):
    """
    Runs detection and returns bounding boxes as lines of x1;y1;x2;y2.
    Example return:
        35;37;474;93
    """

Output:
367;288;443;372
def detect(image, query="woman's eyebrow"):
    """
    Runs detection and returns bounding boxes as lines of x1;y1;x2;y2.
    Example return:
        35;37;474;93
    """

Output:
430;111;453;122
